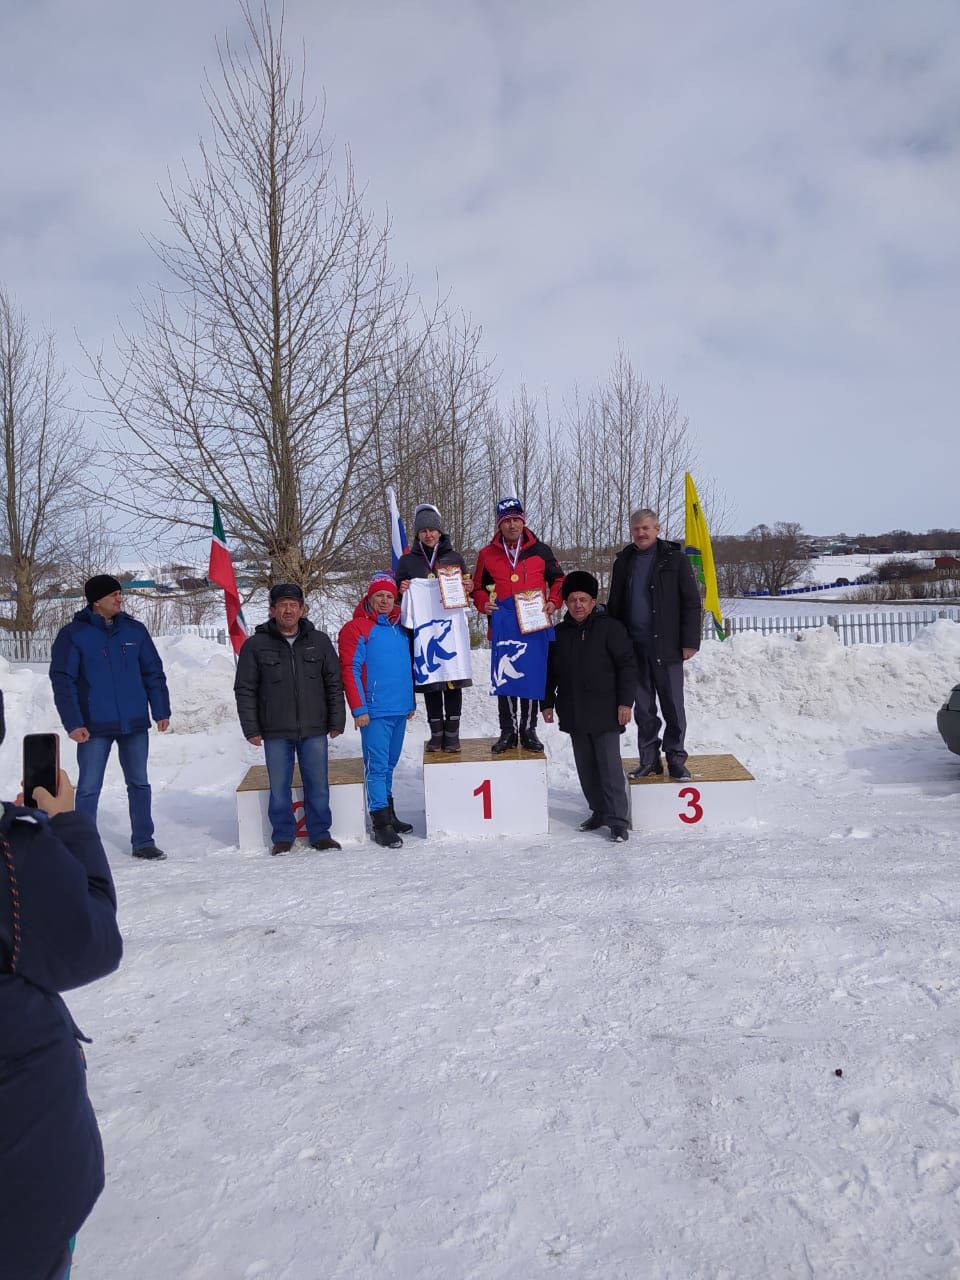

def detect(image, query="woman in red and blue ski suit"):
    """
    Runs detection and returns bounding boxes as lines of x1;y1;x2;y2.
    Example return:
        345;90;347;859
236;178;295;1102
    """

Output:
338;574;415;848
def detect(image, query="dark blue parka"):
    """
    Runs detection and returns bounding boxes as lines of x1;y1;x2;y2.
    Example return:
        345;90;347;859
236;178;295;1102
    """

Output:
49;608;171;737
0;804;123;1279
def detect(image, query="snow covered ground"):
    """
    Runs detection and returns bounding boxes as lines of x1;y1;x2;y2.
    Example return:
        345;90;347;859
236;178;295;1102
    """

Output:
3;623;960;1278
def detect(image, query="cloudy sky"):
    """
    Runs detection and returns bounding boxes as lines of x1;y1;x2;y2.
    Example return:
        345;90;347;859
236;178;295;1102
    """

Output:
1;0;957;535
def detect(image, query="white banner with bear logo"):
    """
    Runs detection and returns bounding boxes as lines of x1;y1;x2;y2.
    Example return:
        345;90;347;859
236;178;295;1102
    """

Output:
400;578;473;687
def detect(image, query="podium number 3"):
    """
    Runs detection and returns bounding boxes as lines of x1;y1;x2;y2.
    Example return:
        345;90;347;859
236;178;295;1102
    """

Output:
473;779;492;820
678;786;703;824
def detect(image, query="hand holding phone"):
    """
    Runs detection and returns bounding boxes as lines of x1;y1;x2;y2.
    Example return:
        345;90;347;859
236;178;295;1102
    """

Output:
32;770;75;817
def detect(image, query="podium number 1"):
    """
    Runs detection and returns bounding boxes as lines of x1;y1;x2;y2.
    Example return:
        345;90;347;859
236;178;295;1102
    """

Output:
473;778;492;820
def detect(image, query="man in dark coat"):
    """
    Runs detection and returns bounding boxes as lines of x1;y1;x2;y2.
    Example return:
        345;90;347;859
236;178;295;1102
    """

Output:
541;572;636;842
0;699;123;1280
50;574;172;860
234;583;346;855
606;509;702;779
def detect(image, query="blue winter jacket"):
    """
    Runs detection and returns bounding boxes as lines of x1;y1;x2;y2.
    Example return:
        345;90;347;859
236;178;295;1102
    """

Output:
49;608;171;737
338;601;415;719
0;803;123;1279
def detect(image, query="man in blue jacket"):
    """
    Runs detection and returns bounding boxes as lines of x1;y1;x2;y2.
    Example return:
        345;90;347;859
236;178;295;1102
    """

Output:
49;574;172;860
0;692;123;1280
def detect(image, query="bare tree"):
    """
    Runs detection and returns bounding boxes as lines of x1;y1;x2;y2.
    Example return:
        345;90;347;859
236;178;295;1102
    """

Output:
742;522;808;595
0;289;92;632
365;310;496;564
91;2;429;591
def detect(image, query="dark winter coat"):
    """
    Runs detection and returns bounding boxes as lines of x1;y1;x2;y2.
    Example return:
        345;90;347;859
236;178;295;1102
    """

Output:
49;608;171;737
542;606;637;735
337;600;415;719
234;619;346;741
606;538;702;663
0;804;123;1279
395;533;467;585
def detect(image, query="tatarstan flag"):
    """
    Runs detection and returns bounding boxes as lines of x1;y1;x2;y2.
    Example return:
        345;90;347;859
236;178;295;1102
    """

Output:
208;500;248;655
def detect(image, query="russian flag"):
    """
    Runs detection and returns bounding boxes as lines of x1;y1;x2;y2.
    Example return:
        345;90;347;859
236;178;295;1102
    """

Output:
386;487;408;571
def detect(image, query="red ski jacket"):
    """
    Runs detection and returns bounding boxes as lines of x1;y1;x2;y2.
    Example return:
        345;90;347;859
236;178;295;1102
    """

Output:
472;527;564;622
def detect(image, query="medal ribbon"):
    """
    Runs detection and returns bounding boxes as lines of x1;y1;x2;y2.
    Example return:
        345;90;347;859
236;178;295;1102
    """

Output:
418;539;439;572
502;535;521;575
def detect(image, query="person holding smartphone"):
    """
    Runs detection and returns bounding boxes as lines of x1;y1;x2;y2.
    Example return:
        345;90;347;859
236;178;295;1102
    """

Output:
0;691;123;1280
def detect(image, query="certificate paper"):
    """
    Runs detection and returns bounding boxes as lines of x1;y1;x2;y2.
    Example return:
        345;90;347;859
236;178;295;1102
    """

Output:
437;565;469;609
514;590;550;634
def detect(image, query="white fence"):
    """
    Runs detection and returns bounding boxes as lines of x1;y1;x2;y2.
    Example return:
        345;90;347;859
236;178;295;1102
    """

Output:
3;611;958;664
0;625;229;664
705;607;960;646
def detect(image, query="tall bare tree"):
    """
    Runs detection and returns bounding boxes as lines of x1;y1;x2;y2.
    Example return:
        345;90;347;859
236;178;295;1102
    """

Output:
92;2;429;591
0;289;91;632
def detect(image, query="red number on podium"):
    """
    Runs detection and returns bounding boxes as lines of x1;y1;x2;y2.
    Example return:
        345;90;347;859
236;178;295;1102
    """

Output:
473;778;492;820
292;799;307;837
678;786;703;824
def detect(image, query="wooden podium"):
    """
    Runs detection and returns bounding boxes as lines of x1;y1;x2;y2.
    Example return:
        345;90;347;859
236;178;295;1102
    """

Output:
236;757;367;850
423;737;549;838
624;754;757;832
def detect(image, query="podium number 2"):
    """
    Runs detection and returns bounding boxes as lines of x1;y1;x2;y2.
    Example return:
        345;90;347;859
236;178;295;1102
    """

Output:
473;779;492;820
678;786;703;824
292;799;308;837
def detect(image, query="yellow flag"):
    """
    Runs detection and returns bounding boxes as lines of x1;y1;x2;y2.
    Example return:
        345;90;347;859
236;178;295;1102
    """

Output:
684;472;724;639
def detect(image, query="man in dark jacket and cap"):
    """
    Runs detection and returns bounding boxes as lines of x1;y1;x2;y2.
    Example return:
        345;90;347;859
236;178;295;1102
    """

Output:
234;584;346;855
49;574;171;860
0;689;123;1280
606;509;702;779
541;572;636;842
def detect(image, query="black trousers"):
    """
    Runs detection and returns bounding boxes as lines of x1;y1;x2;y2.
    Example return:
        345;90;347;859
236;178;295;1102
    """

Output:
633;646;687;764
571;729;629;827
497;696;538;734
423;686;463;722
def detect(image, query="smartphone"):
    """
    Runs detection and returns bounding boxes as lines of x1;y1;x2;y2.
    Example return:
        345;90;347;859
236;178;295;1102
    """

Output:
23;734;60;808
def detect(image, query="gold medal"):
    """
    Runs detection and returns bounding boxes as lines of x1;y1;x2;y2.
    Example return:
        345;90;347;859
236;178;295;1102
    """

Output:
510;573;519;583
427;572;436;579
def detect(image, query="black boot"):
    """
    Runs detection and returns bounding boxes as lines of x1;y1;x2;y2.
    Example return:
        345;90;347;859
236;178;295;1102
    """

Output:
666;756;691;780
491;729;518;754
371;807;403;849
520;728;544;751
629;755;663;779
387;796;413;835
425;718;444;751
441;717;461;752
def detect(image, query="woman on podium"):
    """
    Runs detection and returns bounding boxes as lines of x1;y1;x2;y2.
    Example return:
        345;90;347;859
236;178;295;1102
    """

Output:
396;504;473;753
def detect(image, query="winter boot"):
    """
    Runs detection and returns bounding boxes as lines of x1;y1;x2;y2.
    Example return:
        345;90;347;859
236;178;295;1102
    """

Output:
387;796;413;835
370;807;403;849
425;718;445;751
133;843;167;860
491;729;518;754
629;756;663;780
520;728;544;752
441;717;461;753
666;756;691;780
579;813;605;832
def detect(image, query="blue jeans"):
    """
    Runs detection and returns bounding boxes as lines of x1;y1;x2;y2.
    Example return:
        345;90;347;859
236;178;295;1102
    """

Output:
360;716;407;812
263;736;332;844
76;732;154;850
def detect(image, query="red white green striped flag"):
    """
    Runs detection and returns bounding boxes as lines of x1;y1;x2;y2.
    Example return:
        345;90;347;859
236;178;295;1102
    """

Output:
208;500;248;655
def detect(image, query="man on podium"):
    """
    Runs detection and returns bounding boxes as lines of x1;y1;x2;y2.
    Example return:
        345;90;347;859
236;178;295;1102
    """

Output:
473;496;565;753
606;508;701;779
